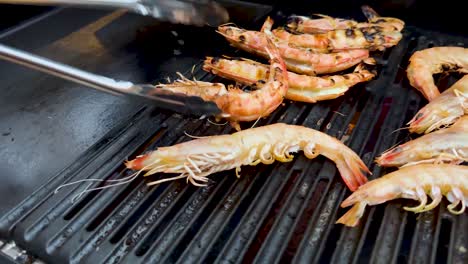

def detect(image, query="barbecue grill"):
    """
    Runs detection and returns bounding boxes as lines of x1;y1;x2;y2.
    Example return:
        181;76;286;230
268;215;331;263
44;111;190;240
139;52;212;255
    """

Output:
0;1;467;263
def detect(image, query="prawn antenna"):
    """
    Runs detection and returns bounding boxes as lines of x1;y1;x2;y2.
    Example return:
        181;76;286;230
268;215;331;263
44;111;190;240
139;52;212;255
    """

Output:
70;171;141;203
54;171;139;195
250;116;262;129
146;174;189;187
391;125;410;134
184;131;210;139
382;139;406;154
333;111;346;117
207;118;228;126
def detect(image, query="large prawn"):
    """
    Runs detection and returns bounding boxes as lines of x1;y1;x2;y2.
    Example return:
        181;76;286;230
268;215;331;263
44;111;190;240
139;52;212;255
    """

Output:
203;56;376;103
408;75;468;134
272;26;402;52
155;17;288;131
217;21;369;75
337;164;468;227
125;123;370;192
287;6;404;34
376;116;468;167
406;46;468;101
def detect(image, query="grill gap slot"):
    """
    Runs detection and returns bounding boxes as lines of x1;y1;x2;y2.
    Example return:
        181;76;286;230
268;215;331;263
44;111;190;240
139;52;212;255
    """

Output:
243;169;303;263
435;218;452;263
356;204;387;262
137;178;229;262
281;178;329;263
134;185;198;256
203;166;276;263
363;97;393;168
108;183;170;244
397;211;416;263
163;175;239;263
317;183;345;263
393;37;418;84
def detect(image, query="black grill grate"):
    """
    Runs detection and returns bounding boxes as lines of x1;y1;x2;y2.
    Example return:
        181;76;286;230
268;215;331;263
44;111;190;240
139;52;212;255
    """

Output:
1;6;467;264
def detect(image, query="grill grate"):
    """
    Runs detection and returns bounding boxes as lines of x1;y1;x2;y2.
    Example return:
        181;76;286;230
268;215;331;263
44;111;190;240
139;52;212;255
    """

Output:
1;6;467;264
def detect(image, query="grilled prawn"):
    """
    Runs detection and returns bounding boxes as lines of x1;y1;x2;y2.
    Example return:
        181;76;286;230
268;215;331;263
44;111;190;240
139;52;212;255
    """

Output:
407;46;468;101
217;21;369;75
272;27;402;52
376;116;468;167
408;75;468;134
126;123;370;192
337;164;468;227
203;57;376;103
156;17;287;131
287;6;404;34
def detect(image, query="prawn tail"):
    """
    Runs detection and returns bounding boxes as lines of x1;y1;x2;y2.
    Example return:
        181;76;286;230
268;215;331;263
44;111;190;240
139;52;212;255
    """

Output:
261;17;289;86
332;148;370;191
261;17;282;60
336;202;367;227
351;60;377;81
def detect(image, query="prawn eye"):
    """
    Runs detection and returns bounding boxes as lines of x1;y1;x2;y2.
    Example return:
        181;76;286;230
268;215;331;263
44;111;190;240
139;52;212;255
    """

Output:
239;35;246;43
414;112;423;121
211;57;220;65
345;28;356;38
392;147;401;153
287;16;301;26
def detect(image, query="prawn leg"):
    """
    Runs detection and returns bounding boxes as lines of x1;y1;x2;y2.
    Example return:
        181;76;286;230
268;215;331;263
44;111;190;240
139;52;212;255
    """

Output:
403;186;428;212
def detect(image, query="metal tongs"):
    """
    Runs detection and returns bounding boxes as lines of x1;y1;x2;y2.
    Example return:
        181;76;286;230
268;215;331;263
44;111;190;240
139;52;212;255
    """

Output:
0;0;229;26
0;44;222;116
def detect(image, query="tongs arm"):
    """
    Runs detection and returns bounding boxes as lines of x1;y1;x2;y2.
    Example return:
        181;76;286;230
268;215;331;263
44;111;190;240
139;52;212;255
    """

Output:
0;0;140;10
0;43;146;96
0;0;230;26
0;43;222;116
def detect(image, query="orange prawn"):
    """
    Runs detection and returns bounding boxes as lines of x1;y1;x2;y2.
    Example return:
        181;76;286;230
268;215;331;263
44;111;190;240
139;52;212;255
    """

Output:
155;17;288;131
287;6;404;34
202;56;376;103
272;26;402;52
217;20;369;75
407;47;468;101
